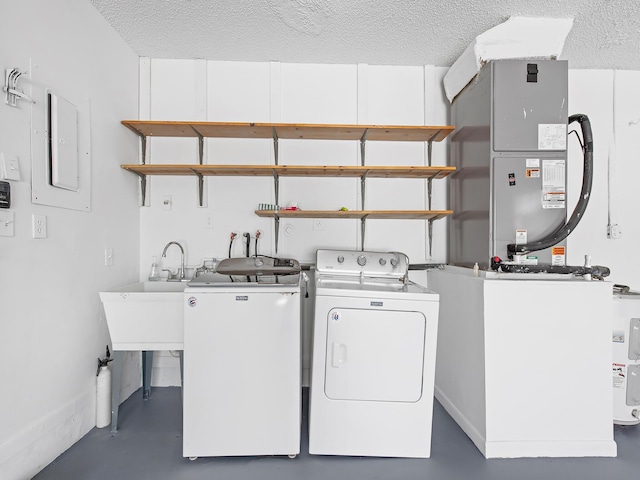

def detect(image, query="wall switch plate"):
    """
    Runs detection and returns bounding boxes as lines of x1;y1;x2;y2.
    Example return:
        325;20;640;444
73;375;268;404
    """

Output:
104;248;113;266
0;211;14;236
0;153;20;180
32;214;47;239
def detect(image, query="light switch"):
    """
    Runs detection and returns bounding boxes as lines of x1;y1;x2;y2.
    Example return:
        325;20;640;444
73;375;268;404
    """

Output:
0;154;21;181
104;248;113;266
0;211;14;237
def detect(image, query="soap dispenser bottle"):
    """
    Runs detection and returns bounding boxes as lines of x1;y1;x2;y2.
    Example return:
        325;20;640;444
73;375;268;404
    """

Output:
148;256;161;281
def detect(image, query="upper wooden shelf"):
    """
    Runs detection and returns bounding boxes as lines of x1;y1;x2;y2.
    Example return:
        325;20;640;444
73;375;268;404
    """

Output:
121;164;456;179
121;120;454;143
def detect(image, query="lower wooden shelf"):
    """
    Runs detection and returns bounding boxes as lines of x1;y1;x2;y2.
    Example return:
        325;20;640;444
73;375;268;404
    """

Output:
254;209;453;220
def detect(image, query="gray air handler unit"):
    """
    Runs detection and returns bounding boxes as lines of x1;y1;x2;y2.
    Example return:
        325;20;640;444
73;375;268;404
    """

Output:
448;60;596;272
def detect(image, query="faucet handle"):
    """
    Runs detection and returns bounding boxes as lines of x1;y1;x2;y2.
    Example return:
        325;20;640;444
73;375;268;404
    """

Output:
161;268;178;281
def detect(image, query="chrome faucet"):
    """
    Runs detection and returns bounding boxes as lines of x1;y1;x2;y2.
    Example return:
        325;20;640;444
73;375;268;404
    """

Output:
161;241;186;281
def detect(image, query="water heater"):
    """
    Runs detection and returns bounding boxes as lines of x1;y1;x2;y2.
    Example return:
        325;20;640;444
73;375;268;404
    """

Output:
448;60;571;268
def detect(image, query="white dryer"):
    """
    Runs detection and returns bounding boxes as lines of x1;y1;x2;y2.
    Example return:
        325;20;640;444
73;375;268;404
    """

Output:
309;249;440;458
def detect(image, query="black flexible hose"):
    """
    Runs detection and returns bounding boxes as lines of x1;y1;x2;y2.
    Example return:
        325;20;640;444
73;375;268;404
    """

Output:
507;114;593;257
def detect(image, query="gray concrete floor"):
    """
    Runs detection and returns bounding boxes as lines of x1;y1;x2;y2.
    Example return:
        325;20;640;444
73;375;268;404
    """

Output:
35;387;640;480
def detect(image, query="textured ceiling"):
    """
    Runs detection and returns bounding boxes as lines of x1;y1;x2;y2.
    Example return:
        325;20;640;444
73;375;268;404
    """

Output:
89;0;640;70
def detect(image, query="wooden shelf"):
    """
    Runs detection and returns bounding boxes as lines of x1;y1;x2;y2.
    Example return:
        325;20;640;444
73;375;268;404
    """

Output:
122;120;454;143
121;119;456;253
255;210;453;221
121;164;456;180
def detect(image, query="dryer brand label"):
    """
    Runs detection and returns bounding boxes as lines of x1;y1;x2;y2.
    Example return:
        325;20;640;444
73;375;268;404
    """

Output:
370;301;383;307
236;295;248;301
187;296;197;307
331;311;340;321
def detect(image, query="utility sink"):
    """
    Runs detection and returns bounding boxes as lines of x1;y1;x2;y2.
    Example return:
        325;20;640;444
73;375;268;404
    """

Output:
99;282;186;351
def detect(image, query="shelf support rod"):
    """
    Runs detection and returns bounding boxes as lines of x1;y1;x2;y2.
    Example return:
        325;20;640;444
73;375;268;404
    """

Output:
190;169;204;207
192;128;205;165
360;171;369;211
272;127;279;165
272;169;280;208
428;218;434;258
359;129;369;167
360;215;369;251
132;171;148;207
140;135;147;165
274;212;280;254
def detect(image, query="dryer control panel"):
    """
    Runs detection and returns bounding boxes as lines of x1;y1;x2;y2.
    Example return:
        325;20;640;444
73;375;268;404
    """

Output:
315;249;408;279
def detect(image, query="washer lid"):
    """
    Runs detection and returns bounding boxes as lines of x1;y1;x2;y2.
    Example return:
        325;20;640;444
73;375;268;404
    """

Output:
188;271;300;287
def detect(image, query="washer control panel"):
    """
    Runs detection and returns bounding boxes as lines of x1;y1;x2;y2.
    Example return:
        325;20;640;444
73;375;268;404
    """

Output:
315;249;408;278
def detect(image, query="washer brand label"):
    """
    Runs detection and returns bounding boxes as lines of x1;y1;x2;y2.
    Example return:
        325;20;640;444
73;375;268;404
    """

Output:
236;295;249;301
371;301;383;307
187;296;197;307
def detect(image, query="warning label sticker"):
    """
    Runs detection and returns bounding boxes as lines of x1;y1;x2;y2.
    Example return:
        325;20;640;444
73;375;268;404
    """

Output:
613;363;626;389
542;160;566;209
551;246;566;266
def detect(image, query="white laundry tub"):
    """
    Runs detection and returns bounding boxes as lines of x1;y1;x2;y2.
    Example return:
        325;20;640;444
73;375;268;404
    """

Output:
99;282;186;350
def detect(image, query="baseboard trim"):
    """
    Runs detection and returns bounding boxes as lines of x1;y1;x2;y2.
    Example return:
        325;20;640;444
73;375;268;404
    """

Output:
0;383;95;480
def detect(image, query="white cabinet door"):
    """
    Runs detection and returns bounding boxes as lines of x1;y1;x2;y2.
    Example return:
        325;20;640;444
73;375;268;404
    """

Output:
324;308;426;402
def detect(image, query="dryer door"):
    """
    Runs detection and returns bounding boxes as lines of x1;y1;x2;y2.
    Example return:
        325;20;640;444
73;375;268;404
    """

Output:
324;308;426;402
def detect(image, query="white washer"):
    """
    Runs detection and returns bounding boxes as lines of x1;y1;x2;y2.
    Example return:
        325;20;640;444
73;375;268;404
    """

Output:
309;249;440;458
182;258;301;458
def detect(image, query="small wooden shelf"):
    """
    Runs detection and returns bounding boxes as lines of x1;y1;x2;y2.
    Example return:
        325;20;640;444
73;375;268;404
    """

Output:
122;120;454;143
255;210;453;221
121;164;456;180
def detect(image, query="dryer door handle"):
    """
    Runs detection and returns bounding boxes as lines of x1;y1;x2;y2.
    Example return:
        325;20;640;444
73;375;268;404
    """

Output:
331;342;347;367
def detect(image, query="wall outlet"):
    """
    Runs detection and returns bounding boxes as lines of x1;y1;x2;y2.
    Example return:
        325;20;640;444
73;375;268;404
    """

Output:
32;214;47;239
608;224;622;239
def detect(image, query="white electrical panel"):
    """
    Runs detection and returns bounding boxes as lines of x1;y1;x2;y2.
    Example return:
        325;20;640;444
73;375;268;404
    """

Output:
49;92;79;192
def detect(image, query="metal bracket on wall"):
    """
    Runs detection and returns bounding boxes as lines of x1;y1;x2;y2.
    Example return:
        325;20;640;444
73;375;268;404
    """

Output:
132;170;148;207
272;169;280;206
360;129;369;166
427;218;434;258
360;215;368;251
190;169;205;207
3;68;35;107
191;126;205;165
274;212;280;254
272;127;279;165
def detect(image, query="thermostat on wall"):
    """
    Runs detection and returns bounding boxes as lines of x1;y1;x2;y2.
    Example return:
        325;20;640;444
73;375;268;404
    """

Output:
0;181;10;208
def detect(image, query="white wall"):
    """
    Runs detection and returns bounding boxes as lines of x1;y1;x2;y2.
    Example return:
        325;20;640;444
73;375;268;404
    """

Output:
138;59;451;385
0;1;139;478
139;60;640;386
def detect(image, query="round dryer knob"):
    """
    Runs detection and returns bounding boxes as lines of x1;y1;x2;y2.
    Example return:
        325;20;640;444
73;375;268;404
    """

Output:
379;258;387;266
357;255;367;266
390;257;399;267
254;257;264;267
337;255;345;263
